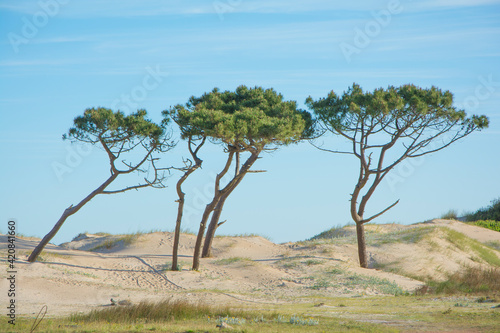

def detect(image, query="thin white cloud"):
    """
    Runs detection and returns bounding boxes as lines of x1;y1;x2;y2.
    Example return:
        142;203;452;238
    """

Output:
2;0;499;18
32;36;93;45
0;59;88;66
411;0;500;11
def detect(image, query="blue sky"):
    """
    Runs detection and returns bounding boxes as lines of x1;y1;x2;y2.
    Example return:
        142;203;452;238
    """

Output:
1;0;499;245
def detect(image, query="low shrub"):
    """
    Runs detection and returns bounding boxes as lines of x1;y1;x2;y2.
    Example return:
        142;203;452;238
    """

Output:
465;198;500;222
470;220;500;232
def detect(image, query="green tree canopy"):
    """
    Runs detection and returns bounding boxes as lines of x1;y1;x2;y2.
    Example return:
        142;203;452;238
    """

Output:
171;85;311;149
165;85;312;270
66;108;165;151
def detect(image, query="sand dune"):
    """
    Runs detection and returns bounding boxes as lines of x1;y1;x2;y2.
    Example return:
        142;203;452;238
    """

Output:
1;219;499;317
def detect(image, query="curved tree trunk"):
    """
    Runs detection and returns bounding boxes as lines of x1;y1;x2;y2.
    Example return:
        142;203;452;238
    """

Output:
28;174;118;262
172;137;205;271
201;195;227;258
355;222;368;268
171;191;185;271
192;202;218;270
172;165;202;270
192;151;235;271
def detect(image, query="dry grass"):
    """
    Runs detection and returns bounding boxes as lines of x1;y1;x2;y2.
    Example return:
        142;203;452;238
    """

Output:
424;266;500;294
71;299;255;323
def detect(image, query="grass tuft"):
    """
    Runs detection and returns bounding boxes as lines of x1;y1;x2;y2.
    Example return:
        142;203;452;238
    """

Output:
426;266;500;294
71;299;254;323
309;223;355;240
213;257;254;266
441;210;459;220
89;233;141;252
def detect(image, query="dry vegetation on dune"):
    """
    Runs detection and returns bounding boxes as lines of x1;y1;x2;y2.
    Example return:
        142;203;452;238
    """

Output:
2;219;500;332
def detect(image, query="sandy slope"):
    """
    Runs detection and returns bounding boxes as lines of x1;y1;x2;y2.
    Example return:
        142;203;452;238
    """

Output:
0;219;499;317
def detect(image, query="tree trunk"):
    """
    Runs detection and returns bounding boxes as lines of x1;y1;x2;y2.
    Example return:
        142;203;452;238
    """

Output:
28;174;118;262
28;207;74;262
355;222;368;268
192;151;234;271
171;194;184;271
172;137;205;271
172;165;202;270
201;196;227;258
191;202;217;270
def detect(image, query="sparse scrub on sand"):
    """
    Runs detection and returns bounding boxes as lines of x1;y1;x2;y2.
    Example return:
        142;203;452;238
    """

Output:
216;232;273;241
304;259;324;266
89;233;141;252
485;241;500;251
367;226;435;247
213;257;254;266
444;228;500;267
309;279;333;290
332;273;405;296
34;251;71;262
426;266;500;294
306;266;405;295
309;224;356;240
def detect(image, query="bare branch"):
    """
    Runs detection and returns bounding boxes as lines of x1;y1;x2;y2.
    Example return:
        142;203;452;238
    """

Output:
361;199;400;224
308;140;354;155
101;183;156;194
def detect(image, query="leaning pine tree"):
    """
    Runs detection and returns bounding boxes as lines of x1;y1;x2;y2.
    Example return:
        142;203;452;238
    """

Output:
166;85;312;270
165;108;207;271
28;108;173;262
307;84;489;268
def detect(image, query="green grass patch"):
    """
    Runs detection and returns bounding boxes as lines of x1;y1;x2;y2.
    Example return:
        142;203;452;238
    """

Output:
213;257;254;266
304;259;324;266
367;226;435;247
444;228;500;266
469;220;500;232
6;296;500;332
